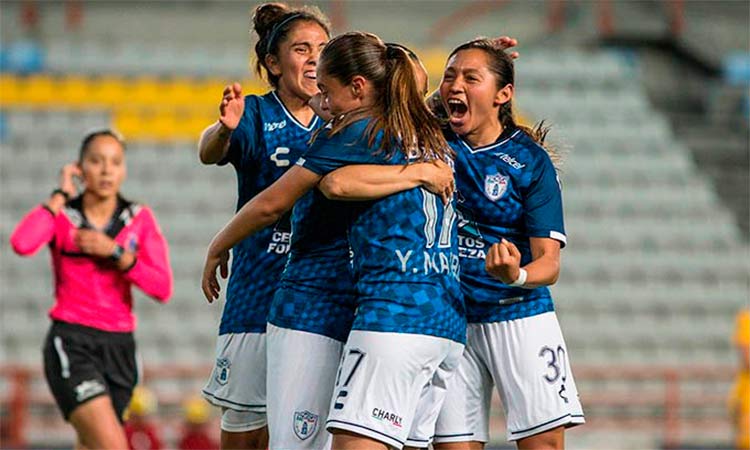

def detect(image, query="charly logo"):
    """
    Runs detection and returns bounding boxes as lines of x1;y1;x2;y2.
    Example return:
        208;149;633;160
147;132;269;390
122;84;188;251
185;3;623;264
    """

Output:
293;410;318;440
215;358;230;385
372;408;403;428
74;379;106;402
270;147;291;167
484;173;509;202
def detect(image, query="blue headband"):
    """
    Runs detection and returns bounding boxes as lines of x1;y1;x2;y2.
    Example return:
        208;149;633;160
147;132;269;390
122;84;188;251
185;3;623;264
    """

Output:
265;12;305;55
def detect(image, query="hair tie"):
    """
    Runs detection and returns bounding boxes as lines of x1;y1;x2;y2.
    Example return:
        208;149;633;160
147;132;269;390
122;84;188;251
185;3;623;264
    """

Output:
385;43;401;59
265;12;305;55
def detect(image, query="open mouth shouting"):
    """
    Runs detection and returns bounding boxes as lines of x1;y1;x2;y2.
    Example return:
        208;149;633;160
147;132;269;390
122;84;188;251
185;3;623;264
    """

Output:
446;97;468;127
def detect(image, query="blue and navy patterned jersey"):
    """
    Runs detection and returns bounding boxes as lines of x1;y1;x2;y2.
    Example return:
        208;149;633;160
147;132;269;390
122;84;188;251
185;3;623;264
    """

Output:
449;127;566;324
268;187;358;342
297;118;466;344
218;91;321;335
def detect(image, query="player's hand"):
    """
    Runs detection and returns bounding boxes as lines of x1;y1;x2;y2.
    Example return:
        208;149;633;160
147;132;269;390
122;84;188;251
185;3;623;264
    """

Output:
420;160;454;205
492;36;520;60
59;163;82;198
485;238;522;284
308;93;333;121
201;246;229;303
219;82;244;131
75;230;117;258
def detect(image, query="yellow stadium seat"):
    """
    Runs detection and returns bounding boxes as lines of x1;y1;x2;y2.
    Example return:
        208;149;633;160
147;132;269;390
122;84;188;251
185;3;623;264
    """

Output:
56;75;94;109
179;109;216;140
125;77;163;109
113;108;144;139
0;74;23;106
26;74;57;107
150;109;180;142
162;78;200;109
192;78;226;110
419;47;450;87
90;76;128;108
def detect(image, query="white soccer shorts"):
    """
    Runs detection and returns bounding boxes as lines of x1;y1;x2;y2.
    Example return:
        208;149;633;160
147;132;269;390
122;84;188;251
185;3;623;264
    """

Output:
202;332;267;432
326;330;464;450
266;324;344;450
434;312;585;443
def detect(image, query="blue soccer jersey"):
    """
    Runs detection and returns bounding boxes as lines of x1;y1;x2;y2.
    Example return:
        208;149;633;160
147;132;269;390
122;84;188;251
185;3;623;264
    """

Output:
449;127;566;324
218;91;321;335
268;187;358;342
296;119;466;344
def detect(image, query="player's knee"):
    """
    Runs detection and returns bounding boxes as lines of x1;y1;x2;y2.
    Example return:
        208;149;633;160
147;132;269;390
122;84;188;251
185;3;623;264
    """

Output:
517;427;564;450
246;426;269;449
220;410;268;450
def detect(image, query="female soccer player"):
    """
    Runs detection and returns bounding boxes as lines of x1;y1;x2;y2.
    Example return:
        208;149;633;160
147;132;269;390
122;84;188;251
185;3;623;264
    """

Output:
202;32;464;450
197;4;330;449
431;39;585;450
9;130;172;450
199;6;453;446
317;38;580;449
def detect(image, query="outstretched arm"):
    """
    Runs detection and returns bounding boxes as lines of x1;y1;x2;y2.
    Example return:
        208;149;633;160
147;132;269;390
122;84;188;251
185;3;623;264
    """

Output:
319;160;455;204
201;166;322;301
198;83;244;164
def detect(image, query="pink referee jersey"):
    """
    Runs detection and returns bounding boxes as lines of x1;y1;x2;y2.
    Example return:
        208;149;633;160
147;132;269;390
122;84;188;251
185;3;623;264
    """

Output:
10;197;173;332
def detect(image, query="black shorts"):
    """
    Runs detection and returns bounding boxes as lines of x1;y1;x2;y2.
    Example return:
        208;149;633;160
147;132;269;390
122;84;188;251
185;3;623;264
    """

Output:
43;320;138;422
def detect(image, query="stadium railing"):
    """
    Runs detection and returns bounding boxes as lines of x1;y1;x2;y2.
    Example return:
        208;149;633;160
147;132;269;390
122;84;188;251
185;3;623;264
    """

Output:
0;363;734;449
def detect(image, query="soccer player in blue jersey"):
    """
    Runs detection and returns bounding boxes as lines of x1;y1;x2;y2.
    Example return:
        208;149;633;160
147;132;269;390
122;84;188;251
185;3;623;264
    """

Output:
311;36;580;450
430;39;585;450
196;3;330;449
202;32;465;450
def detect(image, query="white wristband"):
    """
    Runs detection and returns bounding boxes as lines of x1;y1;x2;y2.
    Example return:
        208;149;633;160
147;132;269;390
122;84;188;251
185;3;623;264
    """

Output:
509;268;527;287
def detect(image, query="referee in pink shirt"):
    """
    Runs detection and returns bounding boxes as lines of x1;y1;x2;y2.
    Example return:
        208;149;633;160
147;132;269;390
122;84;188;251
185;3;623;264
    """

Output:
10;130;173;449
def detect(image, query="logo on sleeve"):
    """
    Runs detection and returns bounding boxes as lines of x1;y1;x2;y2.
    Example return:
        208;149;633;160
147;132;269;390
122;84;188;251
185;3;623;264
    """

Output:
484;173;508;201
74;379;106;402
293;410;319;440
215;358;231;385
372;408;403;428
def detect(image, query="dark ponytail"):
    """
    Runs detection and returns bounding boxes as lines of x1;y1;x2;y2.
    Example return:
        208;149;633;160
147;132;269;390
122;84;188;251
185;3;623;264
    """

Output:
448;38;559;166
251;2;330;88
318;32;451;163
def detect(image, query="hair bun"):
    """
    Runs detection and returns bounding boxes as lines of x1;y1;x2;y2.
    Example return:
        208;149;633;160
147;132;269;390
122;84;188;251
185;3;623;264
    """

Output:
252;2;291;39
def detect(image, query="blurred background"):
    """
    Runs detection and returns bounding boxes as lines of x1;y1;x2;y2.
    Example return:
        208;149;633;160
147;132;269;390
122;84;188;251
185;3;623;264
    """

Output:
0;0;748;449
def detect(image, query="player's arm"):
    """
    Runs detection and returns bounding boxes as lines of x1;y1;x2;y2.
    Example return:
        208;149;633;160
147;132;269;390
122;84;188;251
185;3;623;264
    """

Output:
198;83;244;164
201;166;322;302
319;160;455;204
485;237;561;288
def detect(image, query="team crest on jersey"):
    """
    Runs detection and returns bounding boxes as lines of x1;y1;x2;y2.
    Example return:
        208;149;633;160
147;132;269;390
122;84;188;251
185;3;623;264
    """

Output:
215;358;230;385
484;173;508;201
293;410;318;440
